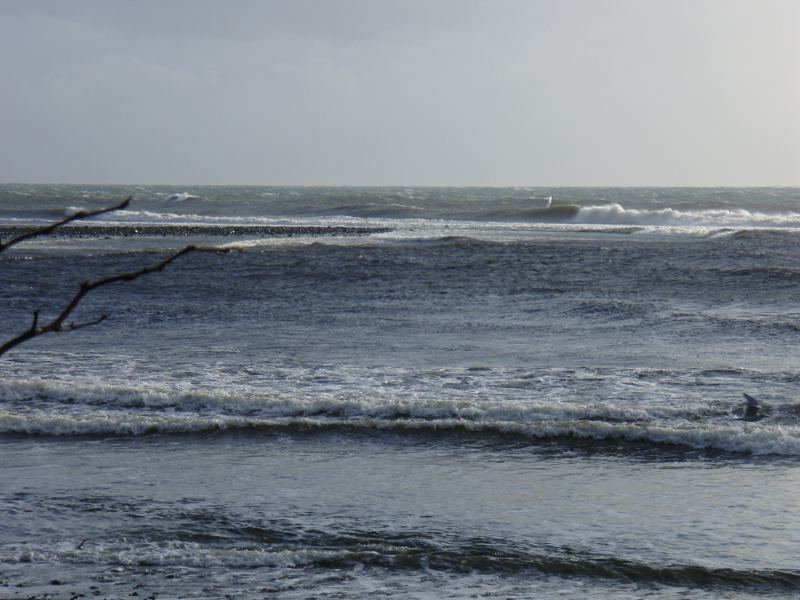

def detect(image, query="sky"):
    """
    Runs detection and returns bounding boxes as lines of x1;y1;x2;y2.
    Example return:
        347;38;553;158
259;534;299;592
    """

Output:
0;0;798;186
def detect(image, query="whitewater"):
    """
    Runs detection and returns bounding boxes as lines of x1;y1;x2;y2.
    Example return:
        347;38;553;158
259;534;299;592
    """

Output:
2;184;800;598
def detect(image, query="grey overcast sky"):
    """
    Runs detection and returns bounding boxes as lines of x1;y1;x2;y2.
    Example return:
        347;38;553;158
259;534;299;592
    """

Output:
0;0;798;186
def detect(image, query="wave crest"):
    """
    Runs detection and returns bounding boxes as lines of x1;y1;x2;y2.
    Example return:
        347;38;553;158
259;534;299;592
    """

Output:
3;378;798;455
572;204;800;228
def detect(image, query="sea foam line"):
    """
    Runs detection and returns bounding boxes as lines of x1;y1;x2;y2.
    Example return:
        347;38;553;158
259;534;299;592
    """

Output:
46;203;800;229
0;378;722;422
2;410;798;455
4;539;800;588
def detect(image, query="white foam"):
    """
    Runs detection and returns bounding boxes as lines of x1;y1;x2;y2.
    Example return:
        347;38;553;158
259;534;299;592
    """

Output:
36;202;800;242
2;399;797;456
573;204;800;229
4;540;354;569
0;377;718;422
2;410;799;454
0;410;249;436
166;192;200;202
3;372;796;454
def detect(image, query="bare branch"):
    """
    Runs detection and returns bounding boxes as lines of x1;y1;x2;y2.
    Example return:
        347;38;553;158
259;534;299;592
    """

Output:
0;245;230;356
0;197;131;254
67;314;110;331
1;197;233;356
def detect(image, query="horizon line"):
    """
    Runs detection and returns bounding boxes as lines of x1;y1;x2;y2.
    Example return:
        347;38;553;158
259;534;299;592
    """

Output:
2;181;799;189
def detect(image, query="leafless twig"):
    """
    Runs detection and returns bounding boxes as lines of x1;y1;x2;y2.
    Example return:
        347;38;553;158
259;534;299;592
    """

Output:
0;197;131;254
0;245;229;356
1;197;232;356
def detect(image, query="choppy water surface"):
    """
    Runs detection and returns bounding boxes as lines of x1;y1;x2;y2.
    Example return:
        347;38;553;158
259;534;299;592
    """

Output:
1;185;800;598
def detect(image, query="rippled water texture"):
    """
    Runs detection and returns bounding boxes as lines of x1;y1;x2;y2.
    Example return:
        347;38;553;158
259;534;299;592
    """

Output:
2;185;800;598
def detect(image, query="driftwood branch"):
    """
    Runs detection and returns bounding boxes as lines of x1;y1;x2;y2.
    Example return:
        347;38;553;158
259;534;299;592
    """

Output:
0;245;229;356
0;197;131;254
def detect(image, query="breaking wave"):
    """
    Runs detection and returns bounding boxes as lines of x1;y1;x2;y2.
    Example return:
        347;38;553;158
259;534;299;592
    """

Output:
30;203;800;231
3;412;799;455
2;379;798;455
570;204;800;229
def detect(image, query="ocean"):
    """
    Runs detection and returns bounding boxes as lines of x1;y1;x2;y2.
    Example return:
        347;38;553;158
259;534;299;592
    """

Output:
1;184;800;599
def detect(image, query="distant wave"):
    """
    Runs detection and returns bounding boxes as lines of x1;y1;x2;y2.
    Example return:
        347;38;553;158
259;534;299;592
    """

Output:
571;204;800;229
80;208;244;225
313;202;425;219
166;192;201;202
3;379;798;455
45;203;800;232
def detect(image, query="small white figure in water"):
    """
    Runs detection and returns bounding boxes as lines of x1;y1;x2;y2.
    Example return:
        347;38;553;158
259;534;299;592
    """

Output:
530;196;553;208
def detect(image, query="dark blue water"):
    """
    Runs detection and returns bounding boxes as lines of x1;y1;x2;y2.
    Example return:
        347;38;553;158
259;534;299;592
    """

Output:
2;185;800;598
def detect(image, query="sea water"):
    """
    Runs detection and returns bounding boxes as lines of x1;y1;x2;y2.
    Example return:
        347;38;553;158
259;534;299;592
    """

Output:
1;185;800;598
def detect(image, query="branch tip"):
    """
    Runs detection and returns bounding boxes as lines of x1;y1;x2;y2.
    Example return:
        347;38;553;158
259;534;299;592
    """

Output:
0;197;134;254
